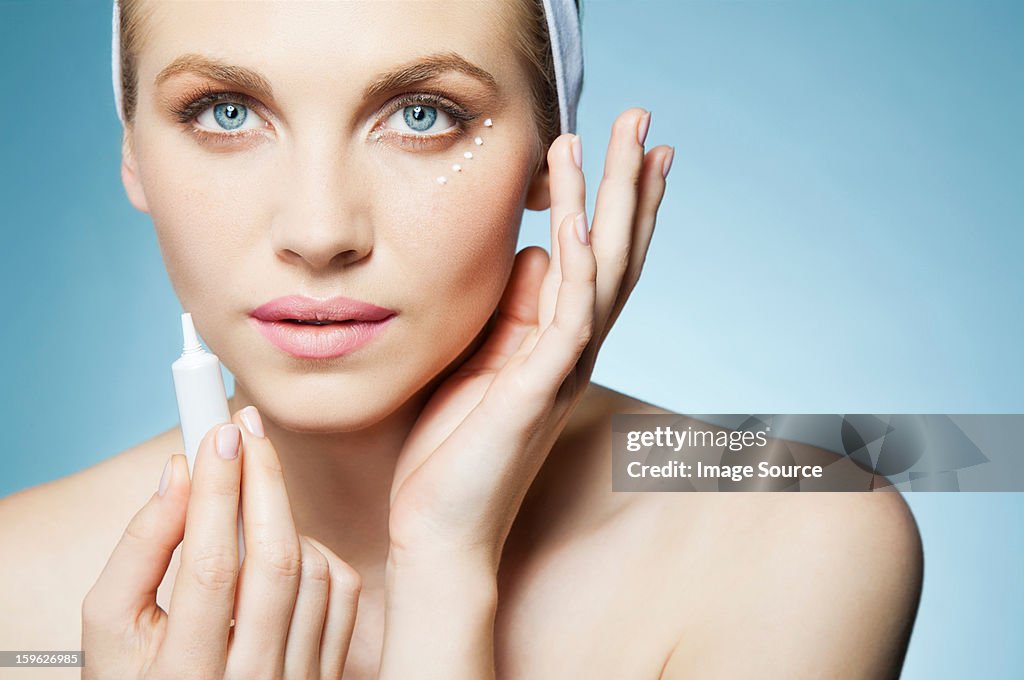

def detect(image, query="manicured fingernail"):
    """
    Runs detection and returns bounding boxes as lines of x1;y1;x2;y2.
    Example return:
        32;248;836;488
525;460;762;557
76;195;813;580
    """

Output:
662;146;675;178
637;110;651;146
240;406;264;438
158;456;172;496
570;135;583;169
574;212;589;245
216;424;240;459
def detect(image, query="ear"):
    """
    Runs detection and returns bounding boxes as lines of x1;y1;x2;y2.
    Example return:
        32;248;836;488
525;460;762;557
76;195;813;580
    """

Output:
524;157;551;211
120;128;150;214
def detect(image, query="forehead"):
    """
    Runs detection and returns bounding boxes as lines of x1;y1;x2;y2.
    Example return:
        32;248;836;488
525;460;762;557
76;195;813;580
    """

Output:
135;0;528;92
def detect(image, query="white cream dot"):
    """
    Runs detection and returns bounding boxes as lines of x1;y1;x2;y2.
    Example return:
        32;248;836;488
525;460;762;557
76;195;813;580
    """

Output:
474;136;484;145
483;118;493;127
464;151;473;159
436;176;447;185
452;164;462;172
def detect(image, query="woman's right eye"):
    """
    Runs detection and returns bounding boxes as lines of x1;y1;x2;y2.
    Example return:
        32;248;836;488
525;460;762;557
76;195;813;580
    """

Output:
195;101;268;133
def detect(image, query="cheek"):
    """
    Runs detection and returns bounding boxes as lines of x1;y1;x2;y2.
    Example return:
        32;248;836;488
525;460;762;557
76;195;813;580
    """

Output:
373;139;533;335
135;130;270;311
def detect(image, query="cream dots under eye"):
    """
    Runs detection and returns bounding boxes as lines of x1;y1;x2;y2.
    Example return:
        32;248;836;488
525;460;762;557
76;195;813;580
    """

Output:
433;117;493;187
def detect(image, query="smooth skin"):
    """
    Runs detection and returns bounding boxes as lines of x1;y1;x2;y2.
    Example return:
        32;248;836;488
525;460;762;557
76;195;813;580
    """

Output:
79;111;681;678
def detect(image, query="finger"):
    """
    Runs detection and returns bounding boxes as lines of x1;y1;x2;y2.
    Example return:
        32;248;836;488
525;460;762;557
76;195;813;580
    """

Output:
539;133;586;330
305;536;361;680
460;246;549;373
227;406;302;677
600;144;673;346
282;537;330;680
589;107;649;345
160;423;242;677
82;453;189;627
515;209;597;409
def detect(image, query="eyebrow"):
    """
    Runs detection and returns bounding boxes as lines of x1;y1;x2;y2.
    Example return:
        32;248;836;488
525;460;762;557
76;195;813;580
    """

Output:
362;52;498;99
156;54;275;99
154;51;498;102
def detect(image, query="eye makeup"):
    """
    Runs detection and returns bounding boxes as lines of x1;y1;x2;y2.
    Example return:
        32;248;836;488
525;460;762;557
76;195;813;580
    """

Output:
373;90;479;149
164;81;481;153
165;78;497;186
166;83;266;125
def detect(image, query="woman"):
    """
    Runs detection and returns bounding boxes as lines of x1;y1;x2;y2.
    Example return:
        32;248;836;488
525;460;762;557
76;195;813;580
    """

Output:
0;0;923;678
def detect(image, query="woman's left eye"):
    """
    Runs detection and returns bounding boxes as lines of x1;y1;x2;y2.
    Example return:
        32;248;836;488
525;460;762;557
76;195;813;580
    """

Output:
385;104;456;135
195;101;267;133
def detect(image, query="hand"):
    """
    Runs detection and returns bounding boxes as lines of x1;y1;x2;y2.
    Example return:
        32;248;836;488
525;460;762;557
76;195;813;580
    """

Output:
82;409;361;679
386;107;672;567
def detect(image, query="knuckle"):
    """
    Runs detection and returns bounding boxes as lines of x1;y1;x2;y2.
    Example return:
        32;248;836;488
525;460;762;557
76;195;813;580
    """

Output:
554;313;592;352
603;155;643;188
255;536;303;581
330;559;363;599
256;450;285;478
188;546;239;593
122;512;158;546
575;319;594;350
299;539;330;585
200;473;240;501
608;243;631;274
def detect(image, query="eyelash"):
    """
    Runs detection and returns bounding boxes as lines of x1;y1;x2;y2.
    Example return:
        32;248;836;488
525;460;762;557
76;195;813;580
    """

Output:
168;84;479;149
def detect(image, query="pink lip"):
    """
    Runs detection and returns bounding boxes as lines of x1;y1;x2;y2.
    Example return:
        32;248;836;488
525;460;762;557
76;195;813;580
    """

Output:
250;295;397;359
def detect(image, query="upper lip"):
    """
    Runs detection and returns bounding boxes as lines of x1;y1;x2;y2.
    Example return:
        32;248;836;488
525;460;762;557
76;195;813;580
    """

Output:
251;295;396;323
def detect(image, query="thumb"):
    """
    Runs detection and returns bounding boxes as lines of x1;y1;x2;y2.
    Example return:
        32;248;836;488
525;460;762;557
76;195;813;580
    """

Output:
84;453;189;624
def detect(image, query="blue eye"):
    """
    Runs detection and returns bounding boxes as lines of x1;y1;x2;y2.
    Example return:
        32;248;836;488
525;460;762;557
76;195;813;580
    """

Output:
195;100;266;133
404;105;436;131
385;102;456;135
213;103;246;130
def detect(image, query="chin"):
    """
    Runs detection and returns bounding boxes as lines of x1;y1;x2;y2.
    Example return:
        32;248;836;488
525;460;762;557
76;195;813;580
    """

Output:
235;366;421;434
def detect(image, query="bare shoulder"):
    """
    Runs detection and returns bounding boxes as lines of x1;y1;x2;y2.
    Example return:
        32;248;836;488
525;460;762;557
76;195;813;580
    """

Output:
660;489;924;679
555;386;923;677
0;427;179;649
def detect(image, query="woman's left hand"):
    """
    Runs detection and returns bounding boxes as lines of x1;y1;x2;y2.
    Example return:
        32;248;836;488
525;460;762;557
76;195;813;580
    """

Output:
385;107;673;568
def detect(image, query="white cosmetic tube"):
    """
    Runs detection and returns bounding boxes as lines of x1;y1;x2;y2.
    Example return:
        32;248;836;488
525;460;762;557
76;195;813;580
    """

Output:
171;312;246;566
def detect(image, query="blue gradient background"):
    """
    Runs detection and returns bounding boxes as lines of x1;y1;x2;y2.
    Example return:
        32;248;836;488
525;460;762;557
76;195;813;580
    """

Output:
1;0;1021;675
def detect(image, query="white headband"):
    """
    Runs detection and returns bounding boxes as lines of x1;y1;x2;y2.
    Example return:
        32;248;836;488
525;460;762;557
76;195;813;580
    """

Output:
111;0;583;134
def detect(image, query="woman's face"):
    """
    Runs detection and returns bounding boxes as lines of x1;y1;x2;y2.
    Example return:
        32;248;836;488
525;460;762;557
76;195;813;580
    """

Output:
122;0;545;431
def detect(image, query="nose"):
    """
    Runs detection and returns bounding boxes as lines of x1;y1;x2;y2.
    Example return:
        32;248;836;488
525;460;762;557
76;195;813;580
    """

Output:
270;137;374;270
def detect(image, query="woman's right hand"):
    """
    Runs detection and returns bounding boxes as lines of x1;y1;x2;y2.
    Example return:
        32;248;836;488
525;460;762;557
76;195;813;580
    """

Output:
82;407;361;679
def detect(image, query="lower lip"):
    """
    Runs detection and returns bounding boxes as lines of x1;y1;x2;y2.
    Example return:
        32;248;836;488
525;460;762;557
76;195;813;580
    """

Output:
250;316;395;359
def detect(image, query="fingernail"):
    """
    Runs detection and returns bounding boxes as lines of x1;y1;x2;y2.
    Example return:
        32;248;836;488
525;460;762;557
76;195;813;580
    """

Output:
574;212;589;245
158;456;172;496
216;424;240;459
637;110;651;146
240;406;264;438
570;135;583;169
662;146;675;179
